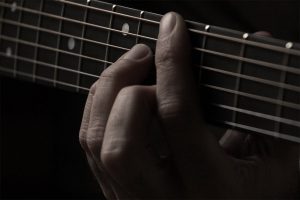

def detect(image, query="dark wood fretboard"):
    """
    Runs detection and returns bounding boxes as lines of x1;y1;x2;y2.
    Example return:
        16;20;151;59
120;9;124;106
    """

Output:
0;0;299;143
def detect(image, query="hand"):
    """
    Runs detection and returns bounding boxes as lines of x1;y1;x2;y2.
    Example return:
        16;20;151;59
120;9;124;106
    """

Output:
79;12;300;198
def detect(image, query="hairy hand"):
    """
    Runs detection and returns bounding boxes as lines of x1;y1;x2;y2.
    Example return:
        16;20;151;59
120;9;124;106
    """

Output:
80;12;300;199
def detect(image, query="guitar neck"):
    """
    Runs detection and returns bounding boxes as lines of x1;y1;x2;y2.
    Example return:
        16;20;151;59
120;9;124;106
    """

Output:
0;0;299;143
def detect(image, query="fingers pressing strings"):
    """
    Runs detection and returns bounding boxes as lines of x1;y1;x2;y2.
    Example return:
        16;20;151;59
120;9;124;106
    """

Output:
80;44;153;198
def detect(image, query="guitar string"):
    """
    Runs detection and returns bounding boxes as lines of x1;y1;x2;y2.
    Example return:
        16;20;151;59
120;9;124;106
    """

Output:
205;84;299;110
1;18;300;79
0;62;299;129
1;1;300;57
1;4;299;76
1;34;300;94
221;120;300;144
0;64;89;90
2;63;299;142
1;49;299;112
59;0;300;57
213;103;300;127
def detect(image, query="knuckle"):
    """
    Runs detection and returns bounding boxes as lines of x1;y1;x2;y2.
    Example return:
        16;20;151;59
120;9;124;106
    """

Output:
89;81;98;95
101;143;128;173
85;126;105;152
118;85;144;99
79;132;88;150
99;60;130;84
159;99;191;121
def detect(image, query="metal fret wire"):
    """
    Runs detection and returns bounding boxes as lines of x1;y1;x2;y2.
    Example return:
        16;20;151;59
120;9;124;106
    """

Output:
1;34;299;94
1;3;300;76
1;63;299;142
32;0;44;82
232;35;247;125
1;1;300;57
274;50;290;134
12;0;23;77
53;1;65;87
103;4;115;69
76;1;89;92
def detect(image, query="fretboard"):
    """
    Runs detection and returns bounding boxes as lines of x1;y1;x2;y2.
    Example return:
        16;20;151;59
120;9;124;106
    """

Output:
0;0;299;143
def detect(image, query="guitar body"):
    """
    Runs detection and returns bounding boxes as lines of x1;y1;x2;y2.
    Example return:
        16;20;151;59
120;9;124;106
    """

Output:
1;0;299;199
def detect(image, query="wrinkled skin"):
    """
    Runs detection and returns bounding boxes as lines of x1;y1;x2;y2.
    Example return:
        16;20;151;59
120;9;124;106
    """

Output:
79;12;300;199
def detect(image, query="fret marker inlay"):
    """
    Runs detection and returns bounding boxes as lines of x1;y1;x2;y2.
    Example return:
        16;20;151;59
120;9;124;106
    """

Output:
243;33;249;39
68;37;76;50
11;2;17;12
6;47;12;57
286;42;293;49
122;23;130;36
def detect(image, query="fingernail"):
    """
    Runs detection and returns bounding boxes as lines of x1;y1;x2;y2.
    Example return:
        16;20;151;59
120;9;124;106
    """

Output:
159;12;176;37
123;44;150;60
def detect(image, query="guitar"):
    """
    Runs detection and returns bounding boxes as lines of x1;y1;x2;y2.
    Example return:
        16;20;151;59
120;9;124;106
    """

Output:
0;0;299;143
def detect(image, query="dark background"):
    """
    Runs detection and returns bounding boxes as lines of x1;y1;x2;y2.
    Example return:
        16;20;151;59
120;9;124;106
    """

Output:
1;0;299;199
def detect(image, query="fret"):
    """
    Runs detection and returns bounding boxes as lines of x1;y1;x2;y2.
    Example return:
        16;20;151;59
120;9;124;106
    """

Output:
0;1;4;34
103;4;116;69
80;0;110;88
16;0;42;81
135;10;144;44
56;0;86;91
139;11;160;51
201;25;210;64
0;0;21;77
77;1;89;93
232;33;248;126
52;1;65;88
0;1;9;77
32;0;44;82
12;0;23;78
274;42;291;135
36;0;63;86
108;5;141;63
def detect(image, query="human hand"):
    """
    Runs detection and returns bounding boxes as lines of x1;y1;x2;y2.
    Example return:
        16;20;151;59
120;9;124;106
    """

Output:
79;12;300;198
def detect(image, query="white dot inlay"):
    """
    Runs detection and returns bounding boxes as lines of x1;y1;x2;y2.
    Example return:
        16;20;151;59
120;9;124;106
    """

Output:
205;25;210;31
11;2;17;12
87;0;91;2
243;33;249;39
122;23;130;36
285;42;293;49
68;37;76;50
6;47;12;57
